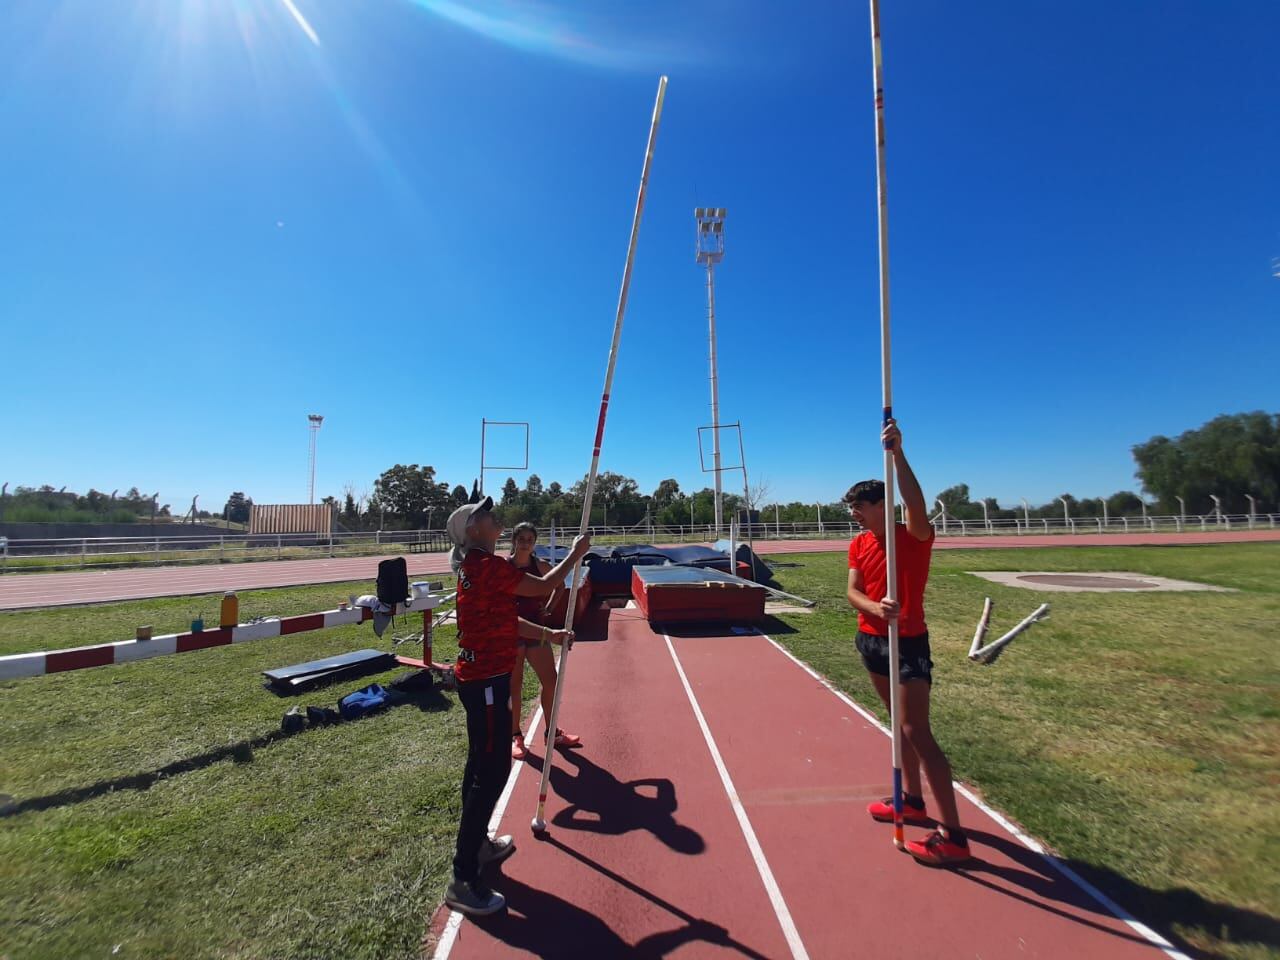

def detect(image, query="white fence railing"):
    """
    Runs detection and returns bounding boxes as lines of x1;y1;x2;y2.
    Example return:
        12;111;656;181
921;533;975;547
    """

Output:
0;513;1275;573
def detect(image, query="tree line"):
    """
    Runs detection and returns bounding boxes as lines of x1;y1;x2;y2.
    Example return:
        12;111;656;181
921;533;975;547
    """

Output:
0;486;170;525
7;411;1273;529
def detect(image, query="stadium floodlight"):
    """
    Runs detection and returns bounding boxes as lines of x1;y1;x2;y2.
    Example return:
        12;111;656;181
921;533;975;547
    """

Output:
695;206;728;535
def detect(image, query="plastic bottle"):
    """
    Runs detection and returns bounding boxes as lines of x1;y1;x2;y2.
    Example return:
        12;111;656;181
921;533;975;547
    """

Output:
220;591;239;629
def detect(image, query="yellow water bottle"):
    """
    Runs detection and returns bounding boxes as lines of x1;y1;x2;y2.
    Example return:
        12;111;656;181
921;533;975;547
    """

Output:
220;591;239;629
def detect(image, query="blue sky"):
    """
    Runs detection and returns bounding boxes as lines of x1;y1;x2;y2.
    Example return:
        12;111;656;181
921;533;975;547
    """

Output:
2;0;1276;515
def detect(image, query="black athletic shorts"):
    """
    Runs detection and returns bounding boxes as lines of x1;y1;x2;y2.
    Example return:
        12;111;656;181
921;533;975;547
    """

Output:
856;630;933;684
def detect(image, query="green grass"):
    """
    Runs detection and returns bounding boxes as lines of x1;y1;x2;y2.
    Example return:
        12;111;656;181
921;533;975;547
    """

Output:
0;578;518;960
1;544;1278;958
765;542;1280;959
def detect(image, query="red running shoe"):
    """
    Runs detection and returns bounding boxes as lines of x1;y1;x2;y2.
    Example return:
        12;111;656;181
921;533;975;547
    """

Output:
907;828;971;866
867;796;930;824
511;733;528;760
552;728;582;749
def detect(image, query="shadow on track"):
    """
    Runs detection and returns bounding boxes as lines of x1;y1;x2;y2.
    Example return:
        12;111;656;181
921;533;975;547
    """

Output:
472;836;773;959
521;750;705;855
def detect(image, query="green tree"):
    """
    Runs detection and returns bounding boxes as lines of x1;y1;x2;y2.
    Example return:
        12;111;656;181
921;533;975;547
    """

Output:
373;464;447;527
936;483;970;511
224;492;253;524
501;477;520;506
652;478;681;508
1106;491;1144;516
1133;411;1278;513
525;474;543;498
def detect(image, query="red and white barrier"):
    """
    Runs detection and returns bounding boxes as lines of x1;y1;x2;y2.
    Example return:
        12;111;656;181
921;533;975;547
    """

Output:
0;595;443;681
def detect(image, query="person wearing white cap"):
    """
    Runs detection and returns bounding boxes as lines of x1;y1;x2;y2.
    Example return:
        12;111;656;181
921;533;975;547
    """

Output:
443;495;591;916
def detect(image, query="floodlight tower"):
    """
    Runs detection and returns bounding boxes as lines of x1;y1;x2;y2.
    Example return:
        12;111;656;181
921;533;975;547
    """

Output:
307;414;324;505
696;207;727;537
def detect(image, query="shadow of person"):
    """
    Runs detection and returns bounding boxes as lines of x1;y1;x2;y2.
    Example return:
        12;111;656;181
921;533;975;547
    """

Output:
533;750;705;854
959;827;1279;958
1;680;450;818
470;849;772;959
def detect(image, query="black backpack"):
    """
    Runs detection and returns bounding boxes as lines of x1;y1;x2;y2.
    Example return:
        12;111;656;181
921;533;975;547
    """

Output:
376;557;409;606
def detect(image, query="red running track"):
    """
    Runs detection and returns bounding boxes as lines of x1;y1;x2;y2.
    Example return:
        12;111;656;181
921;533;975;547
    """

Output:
0;554;454;611
2;530;1275;612
751;529;1280;555
429;610;1182;960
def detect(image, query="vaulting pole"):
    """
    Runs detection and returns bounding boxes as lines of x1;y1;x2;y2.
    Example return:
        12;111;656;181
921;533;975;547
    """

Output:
532;76;668;833
868;0;905;850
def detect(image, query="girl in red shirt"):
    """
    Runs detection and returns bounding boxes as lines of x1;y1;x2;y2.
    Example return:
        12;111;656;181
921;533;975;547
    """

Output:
844;419;970;866
509;521;582;759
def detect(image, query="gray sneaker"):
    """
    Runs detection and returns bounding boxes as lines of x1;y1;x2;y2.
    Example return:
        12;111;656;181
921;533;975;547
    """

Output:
445;879;505;916
477;834;516;868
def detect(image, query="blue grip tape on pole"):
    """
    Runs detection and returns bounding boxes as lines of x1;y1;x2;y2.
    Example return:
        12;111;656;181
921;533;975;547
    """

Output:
892;766;903;814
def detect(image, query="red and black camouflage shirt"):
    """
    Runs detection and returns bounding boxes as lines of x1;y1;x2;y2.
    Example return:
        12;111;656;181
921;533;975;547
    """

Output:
455;547;525;682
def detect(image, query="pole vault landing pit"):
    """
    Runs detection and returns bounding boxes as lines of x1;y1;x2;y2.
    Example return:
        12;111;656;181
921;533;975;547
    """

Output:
968;571;1234;593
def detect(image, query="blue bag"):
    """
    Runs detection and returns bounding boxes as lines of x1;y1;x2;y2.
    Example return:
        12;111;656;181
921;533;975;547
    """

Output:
339;683;390;720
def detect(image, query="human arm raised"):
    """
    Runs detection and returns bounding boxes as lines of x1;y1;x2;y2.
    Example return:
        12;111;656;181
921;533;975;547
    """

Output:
883;419;932;542
513;535;591;597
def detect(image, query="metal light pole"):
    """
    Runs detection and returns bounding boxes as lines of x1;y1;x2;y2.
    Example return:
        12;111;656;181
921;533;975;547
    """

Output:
307;414;324;505
816;501;823;533
1098;497;1108;529
979;498;990;532
1058;496;1070;529
935;498;948;535
695;207;727;538
1246;493;1257;527
1209;494;1222;524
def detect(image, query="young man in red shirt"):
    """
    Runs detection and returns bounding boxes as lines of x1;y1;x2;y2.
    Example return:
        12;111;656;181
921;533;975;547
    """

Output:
845;419;970;866
443;496;591;915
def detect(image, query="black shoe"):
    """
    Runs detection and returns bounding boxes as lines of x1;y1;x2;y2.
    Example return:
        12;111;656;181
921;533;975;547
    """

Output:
281;707;305;734
445;878;505;916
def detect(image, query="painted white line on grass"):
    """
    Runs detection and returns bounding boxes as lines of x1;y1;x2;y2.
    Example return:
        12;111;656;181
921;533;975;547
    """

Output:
663;633;810;960
430;702;545;960
755;631;1189;960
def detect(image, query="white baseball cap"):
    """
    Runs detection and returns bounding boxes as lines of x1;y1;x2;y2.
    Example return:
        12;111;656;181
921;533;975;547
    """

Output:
446;495;495;571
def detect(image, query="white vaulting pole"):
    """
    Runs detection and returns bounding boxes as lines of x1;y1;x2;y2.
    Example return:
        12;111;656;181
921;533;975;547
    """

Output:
532;75;668;833
868;0;905;851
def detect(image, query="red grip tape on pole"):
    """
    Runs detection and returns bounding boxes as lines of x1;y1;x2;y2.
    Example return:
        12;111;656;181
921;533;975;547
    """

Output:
593;394;610;453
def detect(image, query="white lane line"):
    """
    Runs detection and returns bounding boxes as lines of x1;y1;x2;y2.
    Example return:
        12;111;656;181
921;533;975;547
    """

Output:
663;633;810;960
755;631;1189;960
431;702;543;960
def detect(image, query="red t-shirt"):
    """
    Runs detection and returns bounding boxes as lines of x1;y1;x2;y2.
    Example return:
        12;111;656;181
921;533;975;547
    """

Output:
455;548;526;682
848;524;934;637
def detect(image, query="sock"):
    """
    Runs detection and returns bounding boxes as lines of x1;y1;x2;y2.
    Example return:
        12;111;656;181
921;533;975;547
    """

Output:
944;826;968;845
904;793;925;809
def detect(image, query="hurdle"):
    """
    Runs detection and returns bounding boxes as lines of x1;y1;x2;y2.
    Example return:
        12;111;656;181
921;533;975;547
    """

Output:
0;591;451;682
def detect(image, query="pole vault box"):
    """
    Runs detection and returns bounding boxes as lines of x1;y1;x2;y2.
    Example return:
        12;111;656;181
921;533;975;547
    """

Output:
630;566;766;626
